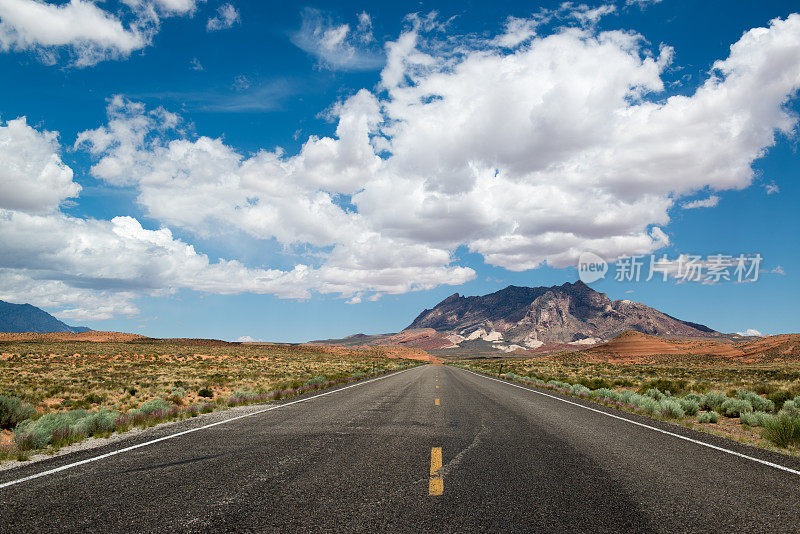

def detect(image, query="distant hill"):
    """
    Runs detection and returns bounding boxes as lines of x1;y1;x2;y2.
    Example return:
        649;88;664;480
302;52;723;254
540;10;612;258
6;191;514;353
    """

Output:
407;281;717;346
0;300;90;333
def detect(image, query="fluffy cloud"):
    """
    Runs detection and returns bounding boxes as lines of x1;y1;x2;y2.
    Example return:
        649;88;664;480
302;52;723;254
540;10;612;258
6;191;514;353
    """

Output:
80;15;800;275
0;116;80;213
290;8;383;71
682;195;720;209
6;12;800;320
206;3;238;31
0;0;203;66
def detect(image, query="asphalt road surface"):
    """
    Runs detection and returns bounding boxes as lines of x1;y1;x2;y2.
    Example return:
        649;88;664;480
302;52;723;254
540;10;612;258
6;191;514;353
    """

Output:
3;364;800;533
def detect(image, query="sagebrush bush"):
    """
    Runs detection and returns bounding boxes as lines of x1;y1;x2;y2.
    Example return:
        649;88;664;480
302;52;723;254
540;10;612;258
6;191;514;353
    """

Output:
720;398;753;418
70;408;116;436
167;387;186;405
198;387;214;398
592;388;621;402
14;412;73;449
781;400;800;418
134;398;171;415
644;388;665;401
697;411;720;424
767;390;793;410
0;395;36;430
678;398;700;416
304;376;327;387
636;396;659;415
657;399;685;419
570;384;591;396
761;412;800;448
736;390;774;413
701;392;728;411
739;411;771;427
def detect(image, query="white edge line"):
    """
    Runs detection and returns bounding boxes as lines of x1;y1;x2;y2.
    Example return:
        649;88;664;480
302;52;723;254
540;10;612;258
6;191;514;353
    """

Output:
0;366;418;490
462;368;800;477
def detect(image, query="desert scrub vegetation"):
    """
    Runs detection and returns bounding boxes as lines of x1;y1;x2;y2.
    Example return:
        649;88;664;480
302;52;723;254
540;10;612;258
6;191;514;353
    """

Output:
0;339;423;460
456;359;800;454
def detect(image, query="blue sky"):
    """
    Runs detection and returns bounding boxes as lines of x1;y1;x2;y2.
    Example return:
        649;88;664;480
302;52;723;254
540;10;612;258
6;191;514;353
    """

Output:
0;0;798;341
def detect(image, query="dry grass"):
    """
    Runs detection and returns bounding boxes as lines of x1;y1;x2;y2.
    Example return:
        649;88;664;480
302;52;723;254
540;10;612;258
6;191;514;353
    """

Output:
0;339;424;414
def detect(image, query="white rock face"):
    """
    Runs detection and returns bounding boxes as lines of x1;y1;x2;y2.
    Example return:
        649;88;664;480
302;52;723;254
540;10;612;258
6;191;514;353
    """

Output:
568;337;602;345
494;344;525;353
465;328;486;341
483;330;503;342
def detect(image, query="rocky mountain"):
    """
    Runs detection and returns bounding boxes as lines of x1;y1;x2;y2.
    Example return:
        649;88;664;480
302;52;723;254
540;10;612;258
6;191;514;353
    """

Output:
0;300;90;333
406;281;717;347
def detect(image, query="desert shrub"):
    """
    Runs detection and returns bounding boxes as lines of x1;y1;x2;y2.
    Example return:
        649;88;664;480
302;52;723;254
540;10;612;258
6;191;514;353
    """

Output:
547;380;570;389
720;398;753;418
701;392;728;411
198;387;214;399
753;383;777;395
70;408;117;436
761;412;800;448
570;384;591;396
591;388;621;402
0;395;36;430
84;393;105;405
768;390;793;410
304;376;327;387
740;411;772;427
697;411;720;424
578;378;612;390
635;396;659;415
640;379;687;395
678;398;700;416
781;401;800;418
135;398;171;415
736;390;774;413
200;402;214;414
350;371;367;378
644;388;665;401
657;399;685;419
14;412;74;449
167;387;186;405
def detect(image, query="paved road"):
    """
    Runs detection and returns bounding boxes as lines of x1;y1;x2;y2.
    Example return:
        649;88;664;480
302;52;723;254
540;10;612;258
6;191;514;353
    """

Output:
2;364;800;533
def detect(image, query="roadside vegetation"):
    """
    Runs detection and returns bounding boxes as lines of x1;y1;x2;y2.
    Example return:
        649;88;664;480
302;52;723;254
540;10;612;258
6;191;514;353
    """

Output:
455;358;800;454
0;340;423;462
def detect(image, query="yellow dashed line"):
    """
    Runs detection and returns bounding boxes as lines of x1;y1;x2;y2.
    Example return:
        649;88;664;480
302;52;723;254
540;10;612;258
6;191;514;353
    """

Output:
435;385;439;389
429;447;443;496
434;398;440;406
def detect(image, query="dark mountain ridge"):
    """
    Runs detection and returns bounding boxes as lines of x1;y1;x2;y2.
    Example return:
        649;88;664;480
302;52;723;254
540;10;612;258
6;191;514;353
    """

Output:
0;300;90;333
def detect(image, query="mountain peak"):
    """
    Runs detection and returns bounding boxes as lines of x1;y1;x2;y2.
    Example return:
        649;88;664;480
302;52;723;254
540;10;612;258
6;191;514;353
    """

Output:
405;281;716;344
0;300;90;334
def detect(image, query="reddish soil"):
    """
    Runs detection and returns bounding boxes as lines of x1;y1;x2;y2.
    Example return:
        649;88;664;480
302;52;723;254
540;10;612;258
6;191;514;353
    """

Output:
586;331;800;363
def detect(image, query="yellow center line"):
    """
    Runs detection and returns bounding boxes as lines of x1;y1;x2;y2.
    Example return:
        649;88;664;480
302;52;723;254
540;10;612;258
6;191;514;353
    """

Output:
435;385;439;388
429;447;443;496
434;398;440;406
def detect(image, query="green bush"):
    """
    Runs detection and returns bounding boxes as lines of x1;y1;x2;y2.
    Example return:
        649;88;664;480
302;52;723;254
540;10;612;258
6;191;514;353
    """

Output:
167;387;186;404
740;411;771;427
657;399;685;419
198;387;214;399
767;390;793;410
644;388;665;401
736;390;774;413
697;411;720;424
761;412;800;448
678;398;700;416
14;412;73;449
304;376;327;386
570;384;591;396
70;408;117;436
592;388;621;402
636;396;659;415
781;400;800;418
135;399;171;415
720;398;753;418
578;378;612;390
0;395;36;430
701;392;728;411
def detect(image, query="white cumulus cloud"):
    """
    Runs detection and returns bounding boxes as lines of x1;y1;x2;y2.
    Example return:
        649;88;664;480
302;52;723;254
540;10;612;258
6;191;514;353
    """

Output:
206;3;238;31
